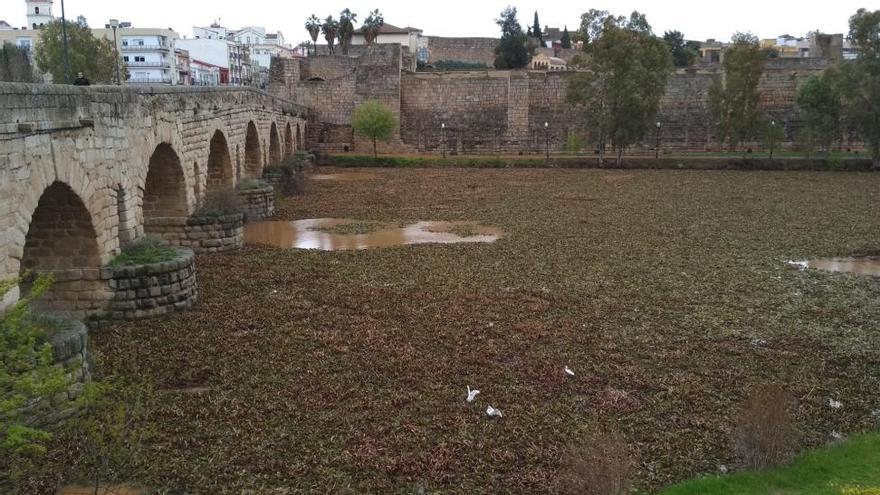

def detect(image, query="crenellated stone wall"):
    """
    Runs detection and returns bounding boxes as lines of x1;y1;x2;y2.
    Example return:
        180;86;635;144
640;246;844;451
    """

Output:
425;37;499;66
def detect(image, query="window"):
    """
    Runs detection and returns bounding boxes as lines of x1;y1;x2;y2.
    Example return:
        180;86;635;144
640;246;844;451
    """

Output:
34;7;39;14
134;56;145;62
123;56;129;62
122;40;128;46
32;23;37;29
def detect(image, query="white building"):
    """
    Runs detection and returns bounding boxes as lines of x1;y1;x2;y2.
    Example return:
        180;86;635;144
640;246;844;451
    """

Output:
93;27;179;84
351;23;422;52
25;0;53;30
176;37;250;85
190;58;221;86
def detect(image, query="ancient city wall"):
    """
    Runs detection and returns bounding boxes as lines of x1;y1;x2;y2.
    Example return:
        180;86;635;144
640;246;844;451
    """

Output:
272;52;853;155
425;37;499;66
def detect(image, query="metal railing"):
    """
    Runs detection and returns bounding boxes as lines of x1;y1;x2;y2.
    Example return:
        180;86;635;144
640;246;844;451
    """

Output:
121;44;170;51
125;61;170;68
127;77;172;84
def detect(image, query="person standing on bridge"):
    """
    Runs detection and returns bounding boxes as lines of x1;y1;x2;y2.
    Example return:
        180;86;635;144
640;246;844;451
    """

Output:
73;72;90;86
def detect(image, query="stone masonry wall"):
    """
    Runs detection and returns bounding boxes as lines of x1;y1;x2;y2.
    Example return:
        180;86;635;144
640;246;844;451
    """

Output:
426;37;499;66
145;213;244;254
238;185;275;220
107;248;197;320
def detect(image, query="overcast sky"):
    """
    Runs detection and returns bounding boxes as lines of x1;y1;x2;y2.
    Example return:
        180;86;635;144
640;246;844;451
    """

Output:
1;1;867;42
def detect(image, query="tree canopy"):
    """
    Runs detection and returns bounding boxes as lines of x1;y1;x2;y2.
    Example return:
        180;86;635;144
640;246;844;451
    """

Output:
567;11;672;164
533;11;543;44
321;16;339;55
305;15;321;55
34;20;122;84
708;32;766;152
796;69;842;154
362;10;385;46
337;9;358;55
560;26;572;49
663;31;700;67
493;6;530;69
838;8;880;168
0;43;37;82
353;100;397;158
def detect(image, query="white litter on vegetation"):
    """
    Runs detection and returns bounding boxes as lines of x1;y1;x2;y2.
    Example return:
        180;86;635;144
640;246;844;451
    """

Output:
466;386;480;403
829;398;843;410
486;406;503;418
787;260;809;271
564;366;575;377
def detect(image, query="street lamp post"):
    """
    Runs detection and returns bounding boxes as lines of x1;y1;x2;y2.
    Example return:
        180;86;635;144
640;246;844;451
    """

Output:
544;121;549;162
60;0;71;83
109;19;121;85
655;121;661;159
441;123;446;159
769;120;776;161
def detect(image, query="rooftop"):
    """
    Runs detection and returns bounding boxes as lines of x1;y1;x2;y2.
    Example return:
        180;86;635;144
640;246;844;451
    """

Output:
354;23;422;35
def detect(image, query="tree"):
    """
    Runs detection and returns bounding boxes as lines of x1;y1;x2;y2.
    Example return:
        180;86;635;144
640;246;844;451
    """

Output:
708;32;765;153
560;26;572;49
362;10;384;46
567;12;672;165
34;20;122;84
838;8;880;169
321;16;340;55
663;30;699;67
578;9;616;46
533;11;543;44
0;43;37;82
353;100;397;159
493;6;530;69
796;70;842;155
305;15;322;56
337;9;358;55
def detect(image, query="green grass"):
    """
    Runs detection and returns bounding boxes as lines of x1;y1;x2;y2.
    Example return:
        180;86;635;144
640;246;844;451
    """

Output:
110;238;177;266
236;178;270;191
660;433;880;495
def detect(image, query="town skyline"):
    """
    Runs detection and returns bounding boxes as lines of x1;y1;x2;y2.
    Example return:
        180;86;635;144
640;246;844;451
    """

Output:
0;0;869;43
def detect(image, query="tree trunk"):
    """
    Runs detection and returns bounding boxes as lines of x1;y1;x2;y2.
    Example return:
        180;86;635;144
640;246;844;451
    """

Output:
373;137;377;161
873;154;880;171
616;148;623;167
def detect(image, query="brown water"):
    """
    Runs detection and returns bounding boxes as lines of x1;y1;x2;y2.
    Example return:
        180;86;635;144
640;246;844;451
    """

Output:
311;172;379;181
792;257;880;277
245;219;503;251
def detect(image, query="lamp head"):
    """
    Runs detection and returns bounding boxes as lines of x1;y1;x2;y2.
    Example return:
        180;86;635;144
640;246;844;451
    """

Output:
109;19;119;28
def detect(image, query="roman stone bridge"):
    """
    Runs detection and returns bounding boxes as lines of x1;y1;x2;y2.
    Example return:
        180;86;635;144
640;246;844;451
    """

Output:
0;83;309;317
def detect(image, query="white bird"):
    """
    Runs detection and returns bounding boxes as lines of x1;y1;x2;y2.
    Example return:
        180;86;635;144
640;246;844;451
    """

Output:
486;405;503;418
564;366;575;377
829;398;843;410
466;386;480;403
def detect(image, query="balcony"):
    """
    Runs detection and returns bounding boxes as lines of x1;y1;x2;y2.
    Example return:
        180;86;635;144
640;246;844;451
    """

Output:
121;44;171;52
127;76;172;84
125;60;171;68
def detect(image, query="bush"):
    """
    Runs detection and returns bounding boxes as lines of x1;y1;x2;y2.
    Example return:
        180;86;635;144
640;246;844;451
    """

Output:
0;275;73;489
236;178;270;191
734;383;795;470
555;428;633;495
110;237;176;266
566;131;585;154
194;188;242;217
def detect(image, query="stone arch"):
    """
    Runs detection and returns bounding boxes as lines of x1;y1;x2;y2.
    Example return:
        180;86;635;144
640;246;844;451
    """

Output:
244;121;262;178
269;122;282;167
21;182;108;316
296;124;303;151
285;122;294;156
143;143;188;234
207;129;234;193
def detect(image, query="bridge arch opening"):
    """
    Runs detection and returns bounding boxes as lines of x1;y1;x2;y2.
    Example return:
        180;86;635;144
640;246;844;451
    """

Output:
207;130;234;194
296;124;303;151
285;122;294;156
21;182;108;316
144;143;188;228
269;122;282;167
244;121;262;178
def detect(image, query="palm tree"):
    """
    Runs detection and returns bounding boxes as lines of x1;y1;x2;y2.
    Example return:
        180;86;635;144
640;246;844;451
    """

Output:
305;15;321;56
338;9;358;55
321;16;340;55
362;9;384;46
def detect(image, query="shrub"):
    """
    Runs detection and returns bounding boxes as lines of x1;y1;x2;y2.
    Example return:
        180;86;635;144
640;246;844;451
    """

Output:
236;178;270;191
194;188;242;217
734;383;795;470
555;428;634;495
110;237;176;266
566;131;585;154
0;275;73;488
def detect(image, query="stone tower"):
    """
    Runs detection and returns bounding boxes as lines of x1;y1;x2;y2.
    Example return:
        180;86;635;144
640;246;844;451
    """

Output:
26;0;54;29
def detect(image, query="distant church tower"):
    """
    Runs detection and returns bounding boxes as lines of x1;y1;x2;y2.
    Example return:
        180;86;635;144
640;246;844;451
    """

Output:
26;0;54;30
